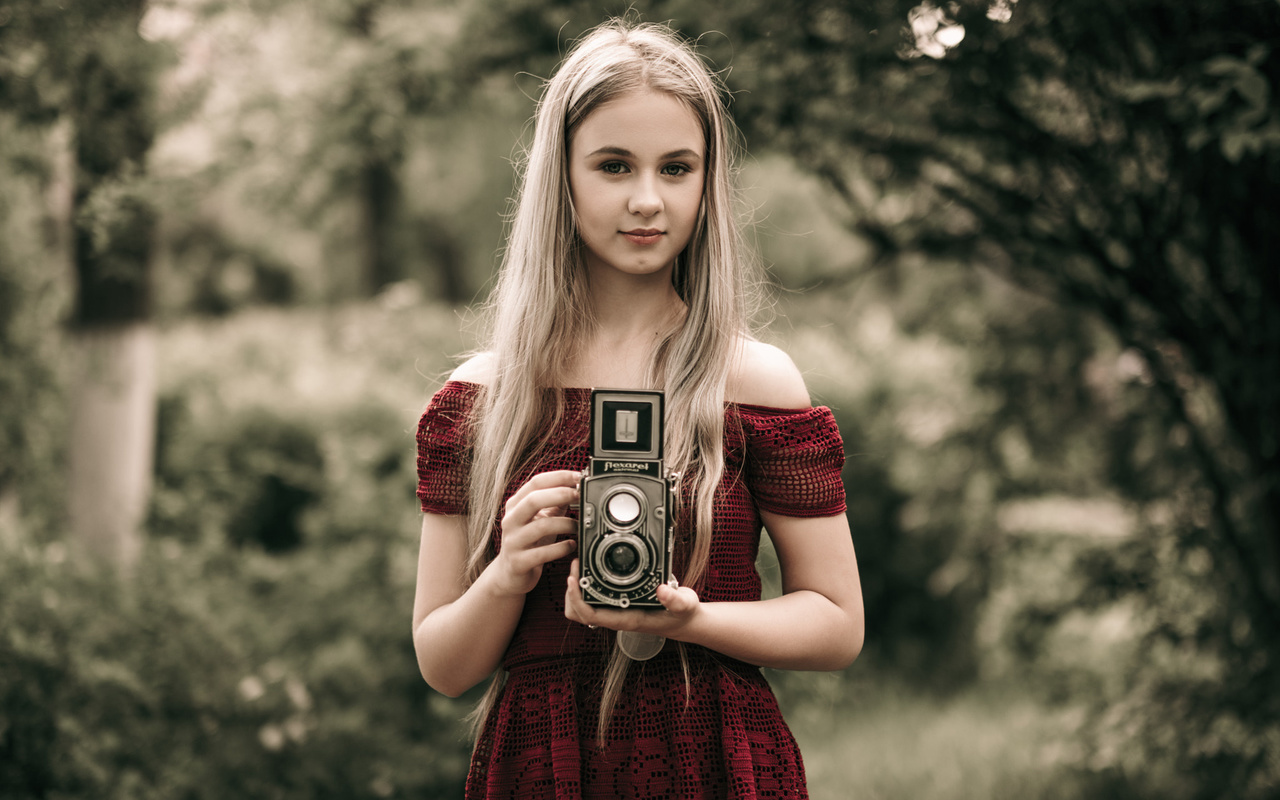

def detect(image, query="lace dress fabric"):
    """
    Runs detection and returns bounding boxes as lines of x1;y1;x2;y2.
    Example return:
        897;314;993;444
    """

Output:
417;381;846;800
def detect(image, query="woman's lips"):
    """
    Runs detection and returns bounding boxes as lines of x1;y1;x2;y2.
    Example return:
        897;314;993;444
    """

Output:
622;229;663;245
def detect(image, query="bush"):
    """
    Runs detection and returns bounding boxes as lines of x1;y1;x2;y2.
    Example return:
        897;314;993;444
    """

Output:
152;401;325;552
0;533;470;800
2;300;476;799
0;121;72;540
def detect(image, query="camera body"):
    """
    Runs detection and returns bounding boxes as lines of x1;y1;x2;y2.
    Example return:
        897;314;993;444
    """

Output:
578;390;677;609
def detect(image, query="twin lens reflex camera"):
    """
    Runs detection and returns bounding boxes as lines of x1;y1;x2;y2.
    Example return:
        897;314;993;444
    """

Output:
577;390;677;610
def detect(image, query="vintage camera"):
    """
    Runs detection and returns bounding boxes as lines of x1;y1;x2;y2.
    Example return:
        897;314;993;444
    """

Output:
578;390;677;609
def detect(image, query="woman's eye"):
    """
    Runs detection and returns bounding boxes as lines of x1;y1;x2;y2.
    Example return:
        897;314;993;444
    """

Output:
600;162;627;174
661;164;690;176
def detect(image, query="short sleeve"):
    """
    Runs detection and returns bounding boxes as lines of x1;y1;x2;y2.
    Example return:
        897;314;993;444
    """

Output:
737;404;846;518
415;382;477;515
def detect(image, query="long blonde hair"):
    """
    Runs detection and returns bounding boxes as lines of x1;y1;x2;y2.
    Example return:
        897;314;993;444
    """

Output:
461;18;756;742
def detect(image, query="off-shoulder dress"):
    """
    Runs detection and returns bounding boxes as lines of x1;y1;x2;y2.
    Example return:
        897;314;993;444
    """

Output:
416;381;846;800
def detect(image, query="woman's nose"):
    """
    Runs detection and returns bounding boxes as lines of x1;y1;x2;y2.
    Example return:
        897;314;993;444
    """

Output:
627;176;663;217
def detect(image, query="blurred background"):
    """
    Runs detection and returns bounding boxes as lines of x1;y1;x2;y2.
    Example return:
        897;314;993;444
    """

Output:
2;0;1278;797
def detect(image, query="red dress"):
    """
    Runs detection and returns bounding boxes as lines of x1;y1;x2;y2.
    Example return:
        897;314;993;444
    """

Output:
416;381;847;800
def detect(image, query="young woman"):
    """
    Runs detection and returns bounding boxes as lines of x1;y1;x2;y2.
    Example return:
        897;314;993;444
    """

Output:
412;19;864;799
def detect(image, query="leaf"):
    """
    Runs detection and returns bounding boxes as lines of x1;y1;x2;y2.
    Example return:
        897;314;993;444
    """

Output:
1117;78;1183;103
1234;68;1270;110
1221;129;1248;162
1187;126;1213;150
1204;55;1243;76
1191;85;1230;116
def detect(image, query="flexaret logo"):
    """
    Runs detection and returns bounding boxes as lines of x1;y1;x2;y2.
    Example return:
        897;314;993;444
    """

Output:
604;462;648;473
596;460;660;477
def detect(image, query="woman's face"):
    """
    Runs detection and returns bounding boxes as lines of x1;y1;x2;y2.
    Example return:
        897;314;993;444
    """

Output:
568;89;705;282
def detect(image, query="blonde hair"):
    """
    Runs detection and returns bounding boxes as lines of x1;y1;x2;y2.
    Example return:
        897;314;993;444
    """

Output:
461;18;756;743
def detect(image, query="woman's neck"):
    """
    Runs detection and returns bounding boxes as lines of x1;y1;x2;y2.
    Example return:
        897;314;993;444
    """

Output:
564;272;687;389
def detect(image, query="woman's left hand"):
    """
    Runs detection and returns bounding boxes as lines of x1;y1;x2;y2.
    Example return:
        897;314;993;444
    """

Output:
564;558;701;636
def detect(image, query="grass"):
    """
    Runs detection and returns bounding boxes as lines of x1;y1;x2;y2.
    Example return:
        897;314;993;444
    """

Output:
786;677;1089;800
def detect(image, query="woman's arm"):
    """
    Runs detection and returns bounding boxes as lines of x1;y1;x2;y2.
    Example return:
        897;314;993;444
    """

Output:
564;509;864;670
413;471;581;697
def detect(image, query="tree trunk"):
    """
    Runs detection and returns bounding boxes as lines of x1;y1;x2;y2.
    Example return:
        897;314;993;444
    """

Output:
346;1;406;298
68;324;156;568
359;155;404;295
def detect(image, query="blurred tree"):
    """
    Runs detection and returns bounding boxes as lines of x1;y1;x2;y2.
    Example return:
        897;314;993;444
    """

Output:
729;2;1279;793
739;1;1280;794
67;2;163;571
1;0;164;569
318;0;480;300
194;0;467;301
344;0;412;296
731;0;1280;612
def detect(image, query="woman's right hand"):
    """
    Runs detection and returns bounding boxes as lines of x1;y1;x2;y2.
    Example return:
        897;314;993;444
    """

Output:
489;470;582;597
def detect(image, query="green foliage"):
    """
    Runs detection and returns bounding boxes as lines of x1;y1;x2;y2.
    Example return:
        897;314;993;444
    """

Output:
69;8;164;327
153;402;325;551
772;238;1280;796
148;297;464;551
2;299;473;799
775;261;1142;684
1;0;167;326
0;118;71;535
136;0;497;306
0;0;149;127
0;530;469;799
158;220;300;316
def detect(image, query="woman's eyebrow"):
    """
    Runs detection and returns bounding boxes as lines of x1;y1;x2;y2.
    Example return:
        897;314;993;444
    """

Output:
585;146;703;161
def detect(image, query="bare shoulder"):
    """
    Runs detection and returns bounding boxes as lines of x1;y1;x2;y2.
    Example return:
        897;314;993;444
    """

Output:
447;352;495;385
726;338;812;409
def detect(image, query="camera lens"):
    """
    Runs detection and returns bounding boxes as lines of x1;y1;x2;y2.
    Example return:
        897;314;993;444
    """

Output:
606;491;642;526
603;541;640;576
589;531;651;590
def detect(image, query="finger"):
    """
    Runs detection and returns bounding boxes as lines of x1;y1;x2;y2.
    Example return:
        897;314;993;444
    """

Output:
508;535;577;577
543;536;578;562
506;470;584;508
505;485;580;527
563;561;629;629
564;560;592;624
508;516;577;550
536;503;570;519
657;583;700;615
498;523;575;574
534;499;574;519
514;470;584;521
